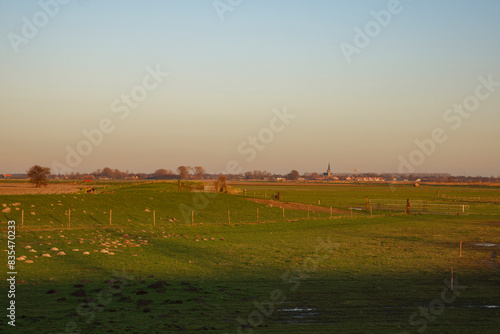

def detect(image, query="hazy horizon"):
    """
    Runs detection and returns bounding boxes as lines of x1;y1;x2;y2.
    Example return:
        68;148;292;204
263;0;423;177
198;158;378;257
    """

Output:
1;0;499;177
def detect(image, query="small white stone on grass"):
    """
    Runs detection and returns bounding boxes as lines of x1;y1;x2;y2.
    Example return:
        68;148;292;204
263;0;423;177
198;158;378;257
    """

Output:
72;249;80;252
56;251;66;256
83;252;90;255
42;254;51;258
29;249;37;253
25;260;34;264
25;246;32;249
50;247;59;251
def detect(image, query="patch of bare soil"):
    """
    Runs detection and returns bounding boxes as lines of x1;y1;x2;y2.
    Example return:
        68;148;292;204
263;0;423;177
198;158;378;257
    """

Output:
246;198;348;214
0;183;82;195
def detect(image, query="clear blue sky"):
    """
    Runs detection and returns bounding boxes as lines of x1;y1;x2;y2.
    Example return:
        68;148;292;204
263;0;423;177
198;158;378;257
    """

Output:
1;0;499;176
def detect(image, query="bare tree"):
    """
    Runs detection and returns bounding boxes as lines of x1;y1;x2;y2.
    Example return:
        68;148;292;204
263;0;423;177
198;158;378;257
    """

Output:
101;167;113;178
287;170;300;181
177;166;189;180
27;165;51;187
194;166;205;180
153;169;168;179
214;174;228;193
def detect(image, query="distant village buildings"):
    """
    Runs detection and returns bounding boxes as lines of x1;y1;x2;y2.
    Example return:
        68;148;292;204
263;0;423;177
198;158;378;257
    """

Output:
318;163;384;182
323;163;333;179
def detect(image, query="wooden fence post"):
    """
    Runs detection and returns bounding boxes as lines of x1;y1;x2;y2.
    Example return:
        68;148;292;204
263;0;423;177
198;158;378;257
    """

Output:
153;210;156;226
191;211;194;226
21;209;24;228
330;207;332;219
282;208;285;221
68;209;71;227
451;267;454;291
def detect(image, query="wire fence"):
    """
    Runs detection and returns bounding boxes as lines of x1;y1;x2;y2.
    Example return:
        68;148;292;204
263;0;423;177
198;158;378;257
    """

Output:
349;199;469;215
2;196;472;230
440;194;500;204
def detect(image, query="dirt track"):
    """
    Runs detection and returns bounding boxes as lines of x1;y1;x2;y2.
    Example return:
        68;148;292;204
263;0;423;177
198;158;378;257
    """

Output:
0;183;82;195
246;198;348;214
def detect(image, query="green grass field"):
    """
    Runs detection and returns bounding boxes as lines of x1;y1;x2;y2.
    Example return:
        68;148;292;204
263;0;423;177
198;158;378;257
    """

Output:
1;181;499;333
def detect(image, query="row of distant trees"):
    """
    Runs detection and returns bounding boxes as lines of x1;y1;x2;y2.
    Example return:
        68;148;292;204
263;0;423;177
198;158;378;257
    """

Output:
51;167;303;181
54;168;500;183
151;166;206;180
25;164;500;185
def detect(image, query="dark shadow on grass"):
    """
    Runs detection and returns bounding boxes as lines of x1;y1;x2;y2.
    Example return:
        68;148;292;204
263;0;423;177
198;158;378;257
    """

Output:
9;273;500;334
49;214;62;224
127;214;141;222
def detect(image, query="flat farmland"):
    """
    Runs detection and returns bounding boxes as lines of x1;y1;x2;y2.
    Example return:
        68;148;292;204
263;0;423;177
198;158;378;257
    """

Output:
1;181;499;333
